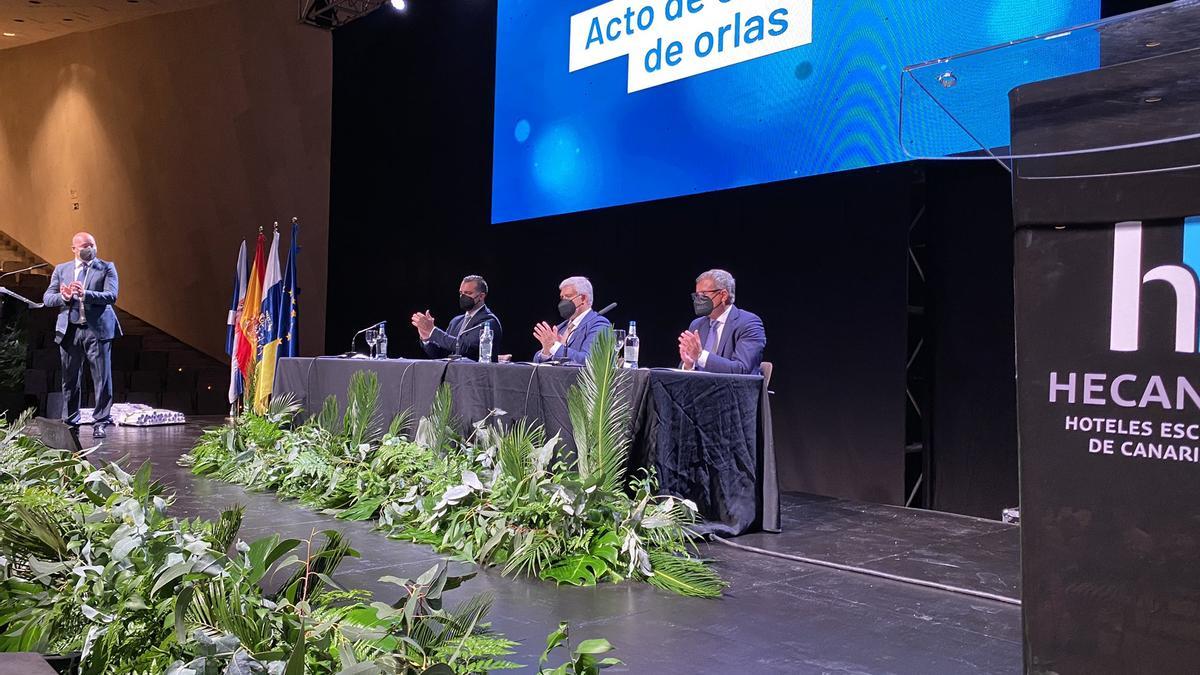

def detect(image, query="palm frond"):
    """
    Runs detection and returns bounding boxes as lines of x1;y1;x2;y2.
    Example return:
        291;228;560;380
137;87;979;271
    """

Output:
266;392;302;424
416;384;459;455
276;529;354;603
0;504;71;561
343;371;382;448
497;419;544;483
441;591;494;644
209;506;245;553
502;531;562;578
312;394;340;433
644;551;726;598
566;329;631;494
388;408;414;440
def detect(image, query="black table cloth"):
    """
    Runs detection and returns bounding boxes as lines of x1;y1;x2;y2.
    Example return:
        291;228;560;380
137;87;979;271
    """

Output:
275;357;778;535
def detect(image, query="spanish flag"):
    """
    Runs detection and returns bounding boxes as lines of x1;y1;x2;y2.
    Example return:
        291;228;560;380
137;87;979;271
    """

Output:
253;228;283;413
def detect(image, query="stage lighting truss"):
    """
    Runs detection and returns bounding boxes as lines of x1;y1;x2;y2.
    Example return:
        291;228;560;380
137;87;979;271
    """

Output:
299;0;389;30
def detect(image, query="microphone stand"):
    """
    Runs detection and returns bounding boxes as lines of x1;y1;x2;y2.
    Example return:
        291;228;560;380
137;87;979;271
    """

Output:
0;263;50;311
348;320;385;356
0;262;49;281
445;319;493;361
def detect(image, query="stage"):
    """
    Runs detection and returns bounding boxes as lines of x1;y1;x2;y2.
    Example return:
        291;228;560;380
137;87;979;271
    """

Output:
42;417;1023;674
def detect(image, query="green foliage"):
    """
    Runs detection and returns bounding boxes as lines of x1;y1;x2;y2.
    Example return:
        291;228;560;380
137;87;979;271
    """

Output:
184;334;725;599
566;329;631;495
538;622;622;675
344;371;382;449
417;384;459;456
0;414;528;674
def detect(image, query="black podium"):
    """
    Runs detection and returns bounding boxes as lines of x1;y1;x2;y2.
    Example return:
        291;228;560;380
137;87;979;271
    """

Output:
904;3;1200;671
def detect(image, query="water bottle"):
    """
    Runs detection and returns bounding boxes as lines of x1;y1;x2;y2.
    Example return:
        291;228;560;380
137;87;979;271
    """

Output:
479;323;493;363
624;321;639;369
376;324;388;359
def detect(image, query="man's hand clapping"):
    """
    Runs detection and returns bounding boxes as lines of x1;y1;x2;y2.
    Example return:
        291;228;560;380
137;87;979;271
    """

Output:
411;310;435;341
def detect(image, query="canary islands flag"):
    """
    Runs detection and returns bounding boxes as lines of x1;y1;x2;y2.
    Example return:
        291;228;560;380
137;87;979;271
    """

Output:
253;228;283;413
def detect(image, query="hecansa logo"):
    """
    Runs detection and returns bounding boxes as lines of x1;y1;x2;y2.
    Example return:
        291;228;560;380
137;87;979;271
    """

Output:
1111;218;1200;353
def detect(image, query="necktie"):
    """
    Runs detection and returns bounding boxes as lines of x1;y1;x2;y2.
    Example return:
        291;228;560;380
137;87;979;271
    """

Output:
561;321;575;348
69;264;87;324
703;319;719;354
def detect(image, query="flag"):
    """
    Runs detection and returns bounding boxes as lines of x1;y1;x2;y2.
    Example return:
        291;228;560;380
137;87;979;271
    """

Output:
226;240;247;404
278;221;300;358
237;232;266;386
253;228;283;413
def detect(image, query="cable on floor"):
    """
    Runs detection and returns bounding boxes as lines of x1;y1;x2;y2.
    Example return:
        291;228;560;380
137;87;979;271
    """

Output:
709;535;1022;607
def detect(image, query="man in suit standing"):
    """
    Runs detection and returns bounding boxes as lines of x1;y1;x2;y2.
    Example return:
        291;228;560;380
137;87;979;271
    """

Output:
533;275;611;365
411;275;502;360
42;232;122;438
678;269;766;375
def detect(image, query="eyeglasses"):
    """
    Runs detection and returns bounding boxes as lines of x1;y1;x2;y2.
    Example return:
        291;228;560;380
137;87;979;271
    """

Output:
692;288;726;299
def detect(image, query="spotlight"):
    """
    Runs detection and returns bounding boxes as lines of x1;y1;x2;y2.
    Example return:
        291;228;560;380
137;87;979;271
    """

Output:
300;0;400;30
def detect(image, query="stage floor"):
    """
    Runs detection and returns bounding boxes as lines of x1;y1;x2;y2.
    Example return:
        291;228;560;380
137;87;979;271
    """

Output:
40;417;1022;674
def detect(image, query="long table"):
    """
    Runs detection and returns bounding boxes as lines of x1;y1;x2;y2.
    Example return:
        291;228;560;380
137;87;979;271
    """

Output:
275;357;778;535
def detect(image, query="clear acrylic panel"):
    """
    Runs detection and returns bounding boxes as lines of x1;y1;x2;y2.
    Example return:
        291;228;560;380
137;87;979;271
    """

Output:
900;0;1200;174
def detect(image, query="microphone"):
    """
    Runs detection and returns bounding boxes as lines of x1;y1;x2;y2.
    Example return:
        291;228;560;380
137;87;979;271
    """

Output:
545;302;616;366
456;318;493;339
0;262;48;281
349;320;385;355
447;318;494;359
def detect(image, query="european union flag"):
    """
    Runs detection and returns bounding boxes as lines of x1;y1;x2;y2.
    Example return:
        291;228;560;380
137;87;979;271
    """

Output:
278;220;300;358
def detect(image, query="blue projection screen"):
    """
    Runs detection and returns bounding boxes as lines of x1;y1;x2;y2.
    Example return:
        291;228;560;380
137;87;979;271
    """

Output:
492;0;1099;223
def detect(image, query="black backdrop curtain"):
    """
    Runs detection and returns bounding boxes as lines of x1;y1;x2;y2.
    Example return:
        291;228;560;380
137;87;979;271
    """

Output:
326;3;910;505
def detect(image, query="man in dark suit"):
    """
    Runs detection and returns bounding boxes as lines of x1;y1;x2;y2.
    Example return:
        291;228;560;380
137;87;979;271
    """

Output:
411;275;502;360
678;268;766;375
42;232;123;438
533;275;611;365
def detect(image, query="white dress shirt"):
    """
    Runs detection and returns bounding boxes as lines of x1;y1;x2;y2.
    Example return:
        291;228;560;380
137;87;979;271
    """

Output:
550;308;592;357
696;304;733;370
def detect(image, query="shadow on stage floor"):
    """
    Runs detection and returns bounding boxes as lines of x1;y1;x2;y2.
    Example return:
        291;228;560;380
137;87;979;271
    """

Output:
31;416;1022;674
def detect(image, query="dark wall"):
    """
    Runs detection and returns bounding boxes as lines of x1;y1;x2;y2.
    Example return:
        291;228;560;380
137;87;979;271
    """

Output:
924;163;1019;518
327;3;912;504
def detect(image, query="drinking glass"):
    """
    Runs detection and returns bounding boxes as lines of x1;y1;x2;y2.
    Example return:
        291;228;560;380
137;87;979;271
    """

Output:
612;329;627;367
364;328;379;358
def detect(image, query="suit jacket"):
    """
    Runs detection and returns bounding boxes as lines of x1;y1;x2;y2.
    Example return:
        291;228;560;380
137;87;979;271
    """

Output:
533;309;612;365
687;305;765;375
42;258;123;343
421;304;502;360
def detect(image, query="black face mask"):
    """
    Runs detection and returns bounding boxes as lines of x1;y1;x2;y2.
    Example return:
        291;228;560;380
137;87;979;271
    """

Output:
692;293;714;317
558;298;577;320
459;294;476;311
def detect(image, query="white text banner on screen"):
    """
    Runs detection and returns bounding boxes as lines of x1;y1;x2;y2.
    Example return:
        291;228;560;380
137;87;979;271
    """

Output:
569;0;813;93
